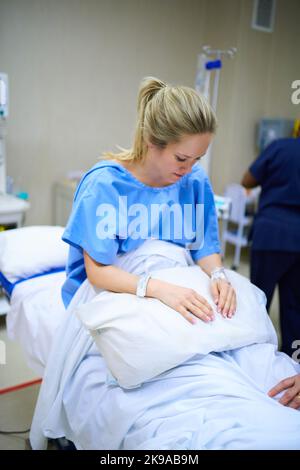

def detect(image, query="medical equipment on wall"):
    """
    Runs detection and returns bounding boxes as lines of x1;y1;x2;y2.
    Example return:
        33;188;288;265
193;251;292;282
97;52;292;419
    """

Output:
0;73;9;194
0;73;30;226
195;46;237;177
256;118;295;152
0;73;9;119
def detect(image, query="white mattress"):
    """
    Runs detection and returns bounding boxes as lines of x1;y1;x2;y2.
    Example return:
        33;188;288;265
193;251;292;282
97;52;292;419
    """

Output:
6;271;67;376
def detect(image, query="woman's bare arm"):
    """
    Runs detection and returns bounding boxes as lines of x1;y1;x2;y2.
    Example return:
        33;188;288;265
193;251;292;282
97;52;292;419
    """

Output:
85;250;137;294
83;250;160;297
196;253;223;276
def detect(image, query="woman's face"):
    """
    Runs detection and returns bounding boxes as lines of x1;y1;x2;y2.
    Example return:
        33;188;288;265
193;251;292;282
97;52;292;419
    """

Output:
147;133;213;185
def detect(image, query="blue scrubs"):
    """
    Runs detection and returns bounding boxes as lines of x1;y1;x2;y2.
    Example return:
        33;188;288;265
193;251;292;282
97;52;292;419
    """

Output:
61;160;220;308
249;138;300;357
249;138;300;252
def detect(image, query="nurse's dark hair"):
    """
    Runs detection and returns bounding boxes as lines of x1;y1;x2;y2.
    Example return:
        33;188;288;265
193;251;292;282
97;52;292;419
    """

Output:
102;76;217;163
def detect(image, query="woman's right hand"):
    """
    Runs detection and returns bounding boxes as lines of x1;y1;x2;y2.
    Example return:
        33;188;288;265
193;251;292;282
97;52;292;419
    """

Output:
147;279;214;325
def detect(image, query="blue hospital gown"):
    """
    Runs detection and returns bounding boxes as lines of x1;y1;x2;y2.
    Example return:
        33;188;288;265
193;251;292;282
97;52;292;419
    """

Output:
61;160;220;308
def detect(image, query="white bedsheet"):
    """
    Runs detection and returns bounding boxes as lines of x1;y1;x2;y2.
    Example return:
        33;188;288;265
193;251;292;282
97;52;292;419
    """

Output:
30;241;300;450
67;343;300;450
6;271;67;376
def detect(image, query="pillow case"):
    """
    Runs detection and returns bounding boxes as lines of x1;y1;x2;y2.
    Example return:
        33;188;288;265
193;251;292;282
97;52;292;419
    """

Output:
75;265;277;389
113;238;195;275
0;226;68;295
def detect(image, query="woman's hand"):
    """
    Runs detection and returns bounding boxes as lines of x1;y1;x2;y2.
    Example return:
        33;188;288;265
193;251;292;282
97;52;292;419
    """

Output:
268;374;300;410
196;256;236;319
148;279;214;325
210;279;237;318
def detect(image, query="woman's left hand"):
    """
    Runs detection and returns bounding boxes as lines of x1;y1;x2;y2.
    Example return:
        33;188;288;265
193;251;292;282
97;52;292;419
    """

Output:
268;374;300;410
210;279;237;318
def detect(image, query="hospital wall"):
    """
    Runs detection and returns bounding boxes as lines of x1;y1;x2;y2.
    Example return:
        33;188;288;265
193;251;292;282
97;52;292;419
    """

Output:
0;0;299;226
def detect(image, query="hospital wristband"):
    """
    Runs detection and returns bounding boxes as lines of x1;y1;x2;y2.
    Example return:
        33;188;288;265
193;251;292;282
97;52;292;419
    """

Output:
210;267;230;284
136;274;152;298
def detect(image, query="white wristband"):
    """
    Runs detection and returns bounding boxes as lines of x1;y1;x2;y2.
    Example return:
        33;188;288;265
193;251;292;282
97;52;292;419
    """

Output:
136;274;151;298
210;267;230;283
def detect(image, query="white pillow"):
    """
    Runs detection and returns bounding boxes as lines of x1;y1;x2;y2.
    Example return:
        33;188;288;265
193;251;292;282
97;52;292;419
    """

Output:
0;226;68;285
75;265;277;389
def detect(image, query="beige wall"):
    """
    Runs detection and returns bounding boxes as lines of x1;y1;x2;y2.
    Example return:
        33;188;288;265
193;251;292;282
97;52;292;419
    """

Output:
0;0;299;225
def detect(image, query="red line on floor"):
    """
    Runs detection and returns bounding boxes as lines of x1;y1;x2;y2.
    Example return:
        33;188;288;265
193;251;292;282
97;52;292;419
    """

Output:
0;378;42;395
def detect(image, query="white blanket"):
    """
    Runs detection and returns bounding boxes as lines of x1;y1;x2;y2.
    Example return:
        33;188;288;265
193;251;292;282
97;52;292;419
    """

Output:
30;241;300;450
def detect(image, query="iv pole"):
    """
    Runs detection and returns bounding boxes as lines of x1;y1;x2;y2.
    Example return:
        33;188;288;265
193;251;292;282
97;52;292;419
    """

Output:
195;46;237;177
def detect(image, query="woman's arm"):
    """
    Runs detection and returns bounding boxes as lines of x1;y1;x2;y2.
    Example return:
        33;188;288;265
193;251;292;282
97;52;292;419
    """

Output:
83;250;214;324
196;253;222;276
84;250;139;294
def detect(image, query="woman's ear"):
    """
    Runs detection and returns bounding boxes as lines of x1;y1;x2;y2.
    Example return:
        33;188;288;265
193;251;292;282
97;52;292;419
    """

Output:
146;140;155;150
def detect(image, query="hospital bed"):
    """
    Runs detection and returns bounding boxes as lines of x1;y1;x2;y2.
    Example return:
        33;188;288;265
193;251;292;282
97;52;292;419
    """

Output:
2;228;300;450
6;270;67;377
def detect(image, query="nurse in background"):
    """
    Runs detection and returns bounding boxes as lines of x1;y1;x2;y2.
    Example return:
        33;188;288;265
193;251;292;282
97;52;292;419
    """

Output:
241;132;300;358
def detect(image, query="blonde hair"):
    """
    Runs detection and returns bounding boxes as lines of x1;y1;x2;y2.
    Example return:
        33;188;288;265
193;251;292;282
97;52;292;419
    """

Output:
102;76;217;163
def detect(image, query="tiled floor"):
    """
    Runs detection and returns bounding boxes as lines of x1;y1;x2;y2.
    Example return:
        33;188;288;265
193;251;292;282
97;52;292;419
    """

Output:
0;246;281;450
0;317;39;390
0;384;40;450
